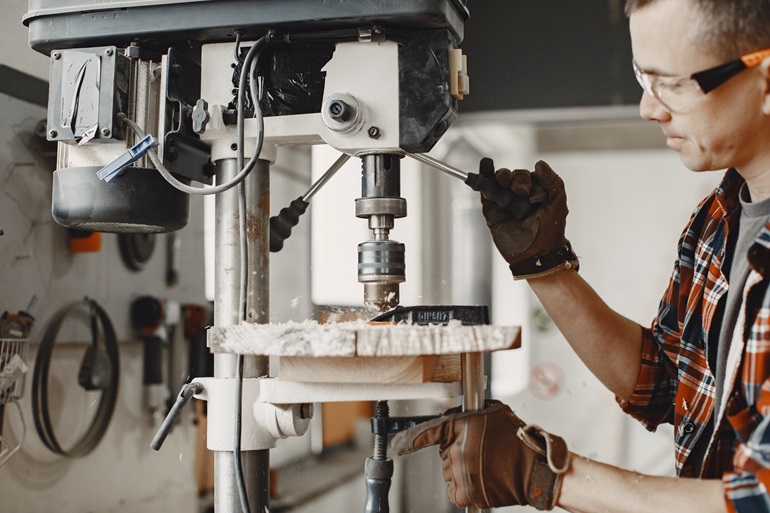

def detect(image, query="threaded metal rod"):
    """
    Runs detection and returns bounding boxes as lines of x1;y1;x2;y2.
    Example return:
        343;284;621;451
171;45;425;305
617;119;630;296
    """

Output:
373;401;389;460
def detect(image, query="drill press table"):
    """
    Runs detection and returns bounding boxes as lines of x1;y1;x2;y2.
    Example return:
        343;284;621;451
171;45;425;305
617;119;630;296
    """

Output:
207;321;520;403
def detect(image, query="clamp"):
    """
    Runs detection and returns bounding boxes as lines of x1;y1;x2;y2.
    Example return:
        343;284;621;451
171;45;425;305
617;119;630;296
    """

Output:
364;400;440;513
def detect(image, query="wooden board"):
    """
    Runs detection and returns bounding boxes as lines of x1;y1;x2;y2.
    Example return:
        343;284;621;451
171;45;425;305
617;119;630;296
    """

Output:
279;354;462;384
321;401;373;449
208;321;520;357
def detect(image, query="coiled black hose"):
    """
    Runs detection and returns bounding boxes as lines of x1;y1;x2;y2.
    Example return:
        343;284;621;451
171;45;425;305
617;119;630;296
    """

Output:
32;298;119;458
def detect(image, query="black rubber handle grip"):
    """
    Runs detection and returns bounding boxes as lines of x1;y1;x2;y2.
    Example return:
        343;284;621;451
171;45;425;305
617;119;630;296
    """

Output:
364;477;392;513
150;382;203;451
364;457;393;513
269;197;309;253
465;172;533;220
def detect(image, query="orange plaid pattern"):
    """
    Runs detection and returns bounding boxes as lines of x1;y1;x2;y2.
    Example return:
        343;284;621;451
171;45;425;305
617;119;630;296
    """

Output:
617;169;770;511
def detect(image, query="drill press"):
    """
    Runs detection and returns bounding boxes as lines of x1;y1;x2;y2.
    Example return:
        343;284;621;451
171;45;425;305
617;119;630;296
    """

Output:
21;3;508;513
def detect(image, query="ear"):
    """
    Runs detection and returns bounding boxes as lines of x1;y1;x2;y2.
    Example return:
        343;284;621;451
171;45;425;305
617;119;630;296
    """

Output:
758;57;770;115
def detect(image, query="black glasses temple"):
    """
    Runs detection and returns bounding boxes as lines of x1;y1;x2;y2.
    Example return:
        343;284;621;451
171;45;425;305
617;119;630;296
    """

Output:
692;59;747;93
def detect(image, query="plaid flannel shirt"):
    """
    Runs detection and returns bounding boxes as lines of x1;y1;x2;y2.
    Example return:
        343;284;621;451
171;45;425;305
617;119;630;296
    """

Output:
617;169;770;512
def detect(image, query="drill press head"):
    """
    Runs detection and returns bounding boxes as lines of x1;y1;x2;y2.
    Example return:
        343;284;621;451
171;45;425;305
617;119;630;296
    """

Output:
27;0;468;306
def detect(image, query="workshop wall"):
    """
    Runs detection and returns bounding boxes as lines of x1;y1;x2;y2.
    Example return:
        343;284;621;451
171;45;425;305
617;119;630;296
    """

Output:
0;1;315;511
0;48;210;513
0;84;318;513
460;0;638;112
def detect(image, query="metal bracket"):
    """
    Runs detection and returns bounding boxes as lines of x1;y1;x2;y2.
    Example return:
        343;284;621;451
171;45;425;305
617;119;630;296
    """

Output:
158;49;213;184
47;46;129;143
191;377;312;451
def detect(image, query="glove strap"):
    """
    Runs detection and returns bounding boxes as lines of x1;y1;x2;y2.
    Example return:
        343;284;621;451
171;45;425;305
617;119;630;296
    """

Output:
509;245;579;281
518;424;570;511
528;455;562;510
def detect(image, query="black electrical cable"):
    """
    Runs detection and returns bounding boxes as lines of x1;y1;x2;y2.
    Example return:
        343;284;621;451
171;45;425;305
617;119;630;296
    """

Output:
122;35;266;196
31;299;120;458
233;37;265;513
234;354;250;513
234;30;244;64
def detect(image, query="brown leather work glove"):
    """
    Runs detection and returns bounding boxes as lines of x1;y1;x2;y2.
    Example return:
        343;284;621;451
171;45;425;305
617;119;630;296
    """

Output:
391;400;570;510
480;158;578;280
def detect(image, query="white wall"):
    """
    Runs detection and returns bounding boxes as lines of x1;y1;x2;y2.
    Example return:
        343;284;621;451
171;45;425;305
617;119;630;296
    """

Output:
0;4;205;511
0;76;316;513
0;94;207;512
4;0;49;80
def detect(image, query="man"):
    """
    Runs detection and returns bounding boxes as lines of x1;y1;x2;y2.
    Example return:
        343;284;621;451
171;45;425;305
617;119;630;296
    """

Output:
392;0;770;511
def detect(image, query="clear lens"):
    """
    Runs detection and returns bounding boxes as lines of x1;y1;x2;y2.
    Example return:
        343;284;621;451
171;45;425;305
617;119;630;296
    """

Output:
632;62;704;112
653;76;703;112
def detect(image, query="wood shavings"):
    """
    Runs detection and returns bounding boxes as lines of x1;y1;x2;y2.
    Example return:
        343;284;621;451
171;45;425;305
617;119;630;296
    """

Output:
208;320;521;357
209;320;359;356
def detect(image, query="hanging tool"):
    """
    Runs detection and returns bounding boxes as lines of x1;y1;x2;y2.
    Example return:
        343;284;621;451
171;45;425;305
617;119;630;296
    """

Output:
130;296;171;425
78;302;113;391
269;153;350;252
118;233;156;271
407;153;533;220
166;232;180;286
68;229;102;253
32;298;120;458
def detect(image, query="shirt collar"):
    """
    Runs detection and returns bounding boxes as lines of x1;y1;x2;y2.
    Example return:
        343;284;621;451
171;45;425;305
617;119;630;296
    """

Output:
714;168;745;218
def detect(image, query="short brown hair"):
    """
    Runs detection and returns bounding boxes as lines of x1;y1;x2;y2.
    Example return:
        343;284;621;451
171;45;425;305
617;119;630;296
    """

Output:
625;0;770;60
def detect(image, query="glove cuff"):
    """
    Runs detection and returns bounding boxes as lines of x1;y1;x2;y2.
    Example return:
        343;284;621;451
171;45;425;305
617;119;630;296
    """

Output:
509;245;579;281
528;456;567;510
518;425;570;510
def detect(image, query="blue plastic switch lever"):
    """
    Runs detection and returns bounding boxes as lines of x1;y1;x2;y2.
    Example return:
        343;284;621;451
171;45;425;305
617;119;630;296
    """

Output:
97;134;159;182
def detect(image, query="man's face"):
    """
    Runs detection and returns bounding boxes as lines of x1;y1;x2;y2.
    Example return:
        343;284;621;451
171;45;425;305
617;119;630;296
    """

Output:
630;0;767;174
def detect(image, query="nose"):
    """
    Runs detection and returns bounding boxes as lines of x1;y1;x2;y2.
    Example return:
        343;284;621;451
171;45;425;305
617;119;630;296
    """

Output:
639;90;671;122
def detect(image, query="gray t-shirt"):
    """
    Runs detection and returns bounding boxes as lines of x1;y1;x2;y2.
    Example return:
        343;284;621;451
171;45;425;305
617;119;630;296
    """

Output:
713;184;770;414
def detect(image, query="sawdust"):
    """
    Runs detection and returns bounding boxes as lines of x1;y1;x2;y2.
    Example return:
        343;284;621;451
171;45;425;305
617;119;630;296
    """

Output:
208;318;520;357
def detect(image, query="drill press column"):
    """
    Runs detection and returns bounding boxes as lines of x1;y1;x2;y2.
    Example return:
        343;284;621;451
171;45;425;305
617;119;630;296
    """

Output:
356;154;406;311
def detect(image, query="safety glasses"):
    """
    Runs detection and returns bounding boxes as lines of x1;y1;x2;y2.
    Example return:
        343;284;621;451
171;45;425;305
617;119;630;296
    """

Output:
633;47;770;112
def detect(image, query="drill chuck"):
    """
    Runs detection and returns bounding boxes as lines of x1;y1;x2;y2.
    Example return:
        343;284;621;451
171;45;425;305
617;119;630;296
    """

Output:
358;240;405;311
358;240;405;282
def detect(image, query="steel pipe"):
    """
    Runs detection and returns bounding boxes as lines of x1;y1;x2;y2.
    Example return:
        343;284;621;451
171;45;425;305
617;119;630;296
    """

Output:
213;159;271;513
462;352;487;513
407;152;468;181
214;158;242;513
243;160;271;511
